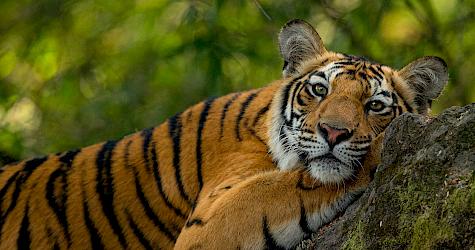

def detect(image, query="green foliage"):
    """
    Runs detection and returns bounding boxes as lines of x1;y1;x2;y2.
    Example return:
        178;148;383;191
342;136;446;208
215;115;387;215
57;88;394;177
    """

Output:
0;0;474;159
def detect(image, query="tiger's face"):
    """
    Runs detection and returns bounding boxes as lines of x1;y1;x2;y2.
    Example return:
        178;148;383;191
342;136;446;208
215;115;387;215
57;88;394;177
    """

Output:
269;20;448;184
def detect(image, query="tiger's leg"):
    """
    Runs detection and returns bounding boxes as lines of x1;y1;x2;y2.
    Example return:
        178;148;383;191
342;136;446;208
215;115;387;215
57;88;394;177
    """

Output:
174;168;371;250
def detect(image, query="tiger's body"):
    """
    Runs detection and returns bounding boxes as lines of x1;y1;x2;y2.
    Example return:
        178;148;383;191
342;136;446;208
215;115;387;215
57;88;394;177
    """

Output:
0;20;448;249
0;87;276;249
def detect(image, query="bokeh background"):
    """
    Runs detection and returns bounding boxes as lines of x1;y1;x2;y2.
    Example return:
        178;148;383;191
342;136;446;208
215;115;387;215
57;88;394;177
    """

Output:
0;0;474;164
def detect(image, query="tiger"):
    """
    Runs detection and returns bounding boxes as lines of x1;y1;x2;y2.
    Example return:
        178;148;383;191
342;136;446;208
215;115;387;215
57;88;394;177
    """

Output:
0;19;447;249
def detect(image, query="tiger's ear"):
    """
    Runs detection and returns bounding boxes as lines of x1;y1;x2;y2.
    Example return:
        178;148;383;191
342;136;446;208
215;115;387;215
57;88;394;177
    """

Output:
279;19;327;78
398;56;448;114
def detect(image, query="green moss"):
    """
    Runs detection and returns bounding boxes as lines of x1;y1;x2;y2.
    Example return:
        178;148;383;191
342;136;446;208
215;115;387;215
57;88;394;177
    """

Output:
470;175;475;211
446;181;474;215
392;169;434;246
409;210;454;250
408;174;474;249
342;220;366;250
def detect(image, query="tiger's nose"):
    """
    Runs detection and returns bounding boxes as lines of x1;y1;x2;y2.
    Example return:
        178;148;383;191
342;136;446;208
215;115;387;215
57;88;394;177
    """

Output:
318;123;352;149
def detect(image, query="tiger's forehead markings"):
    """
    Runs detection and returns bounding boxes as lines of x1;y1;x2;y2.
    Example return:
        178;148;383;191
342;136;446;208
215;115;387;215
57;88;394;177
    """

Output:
307;60;391;97
340;60;393;97
307;61;347;84
367;67;394;98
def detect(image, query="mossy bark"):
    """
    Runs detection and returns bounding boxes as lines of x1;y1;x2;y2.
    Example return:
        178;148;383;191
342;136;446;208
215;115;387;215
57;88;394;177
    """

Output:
298;104;475;249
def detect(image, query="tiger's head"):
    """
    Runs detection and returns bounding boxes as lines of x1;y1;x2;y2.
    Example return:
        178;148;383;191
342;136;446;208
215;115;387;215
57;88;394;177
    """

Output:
269;19;448;184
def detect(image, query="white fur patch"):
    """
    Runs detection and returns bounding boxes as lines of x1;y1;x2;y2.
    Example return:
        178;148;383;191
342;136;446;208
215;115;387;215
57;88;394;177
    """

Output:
308;161;354;185
307;191;359;231
268;92;301;171
273;220;305;248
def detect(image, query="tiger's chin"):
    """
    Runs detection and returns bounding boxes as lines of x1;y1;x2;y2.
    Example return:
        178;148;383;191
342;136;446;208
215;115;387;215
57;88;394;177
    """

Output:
306;154;355;185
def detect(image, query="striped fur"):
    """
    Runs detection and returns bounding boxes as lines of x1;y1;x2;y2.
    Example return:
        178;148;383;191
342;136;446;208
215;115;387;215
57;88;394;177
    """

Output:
0;19;447;249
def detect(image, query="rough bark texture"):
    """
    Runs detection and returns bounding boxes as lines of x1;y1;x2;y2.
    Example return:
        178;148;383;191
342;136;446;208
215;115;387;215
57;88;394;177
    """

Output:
298;104;475;249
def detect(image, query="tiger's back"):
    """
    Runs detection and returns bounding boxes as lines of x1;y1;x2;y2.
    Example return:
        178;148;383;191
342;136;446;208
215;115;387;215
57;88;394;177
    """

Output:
0;85;277;249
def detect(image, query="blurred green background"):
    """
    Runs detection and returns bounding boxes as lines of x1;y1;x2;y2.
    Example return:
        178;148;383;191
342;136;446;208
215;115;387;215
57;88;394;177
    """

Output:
0;0;474;163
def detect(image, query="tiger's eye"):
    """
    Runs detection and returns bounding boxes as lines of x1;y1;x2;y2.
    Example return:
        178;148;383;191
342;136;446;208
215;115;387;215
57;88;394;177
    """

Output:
314;85;328;96
369;101;384;111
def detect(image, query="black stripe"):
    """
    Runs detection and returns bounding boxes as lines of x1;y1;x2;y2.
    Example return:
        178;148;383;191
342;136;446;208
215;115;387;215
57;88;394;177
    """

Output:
402;98;413;113
299;199;313;236
252;101;271;128
398;91;414;113
358;71;368;81
355;62;363;72
95;140;127;248
369;66;384;80
126;211;154;250
45;150;80;246
150;140;187;218
169;113;194;206
379;91;391;97
262;216;284;250
235;91;260;141
82;185;104;250
59;150;79;164
0;171;19;241
141;128;154;174
0;171;20;211
330;65;346;70
391;77;414;113
314;71;326;79
220;93;241;138
391;93;402;116
353;139;372;144
134;168;177;241
124;141;177;242
185;218;205;228
290;81;304;118
281;83;293;121
141;128;186;217
23;156;48;172
282;60;288;70
245;123;267;145
303;85;314;97
333;71;346;79
296;93;307;106
345;70;356;79
397;106;403;115
17;205;30;250
0;157;47;232
46;169;69;242
196;98;215;191
334;60;355;66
